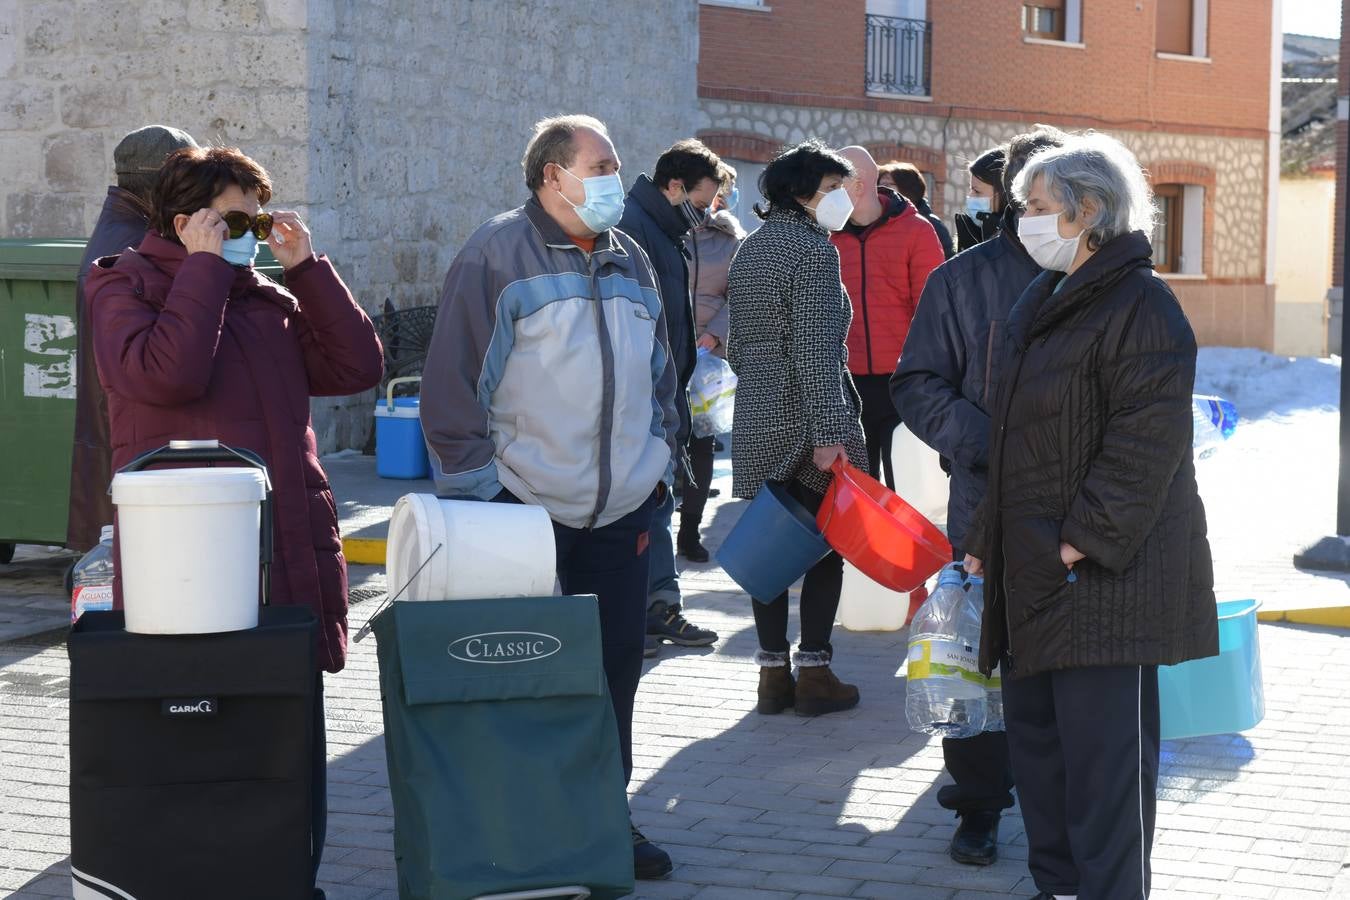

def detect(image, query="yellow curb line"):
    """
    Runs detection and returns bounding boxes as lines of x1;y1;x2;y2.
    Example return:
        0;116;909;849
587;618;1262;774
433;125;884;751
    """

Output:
343;537;387;566
1258;607;1350;629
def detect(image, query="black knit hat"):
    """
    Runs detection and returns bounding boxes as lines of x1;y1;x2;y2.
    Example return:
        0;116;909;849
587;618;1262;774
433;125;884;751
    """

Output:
113;125;199;176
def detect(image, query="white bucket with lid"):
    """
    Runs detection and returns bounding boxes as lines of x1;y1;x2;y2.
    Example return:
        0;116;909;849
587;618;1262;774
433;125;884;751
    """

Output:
111;466;267;634
386;494;557;601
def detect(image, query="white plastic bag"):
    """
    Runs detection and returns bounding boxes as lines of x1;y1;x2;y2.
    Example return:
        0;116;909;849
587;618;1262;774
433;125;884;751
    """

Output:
688;347;736;437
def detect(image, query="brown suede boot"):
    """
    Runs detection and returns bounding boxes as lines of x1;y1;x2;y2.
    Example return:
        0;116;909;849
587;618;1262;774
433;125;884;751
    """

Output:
793;651;860;717
756;651;795;714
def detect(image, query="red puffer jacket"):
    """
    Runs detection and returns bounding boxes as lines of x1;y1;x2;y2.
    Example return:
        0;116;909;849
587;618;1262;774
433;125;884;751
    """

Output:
86;232;384;673
831;190;945;375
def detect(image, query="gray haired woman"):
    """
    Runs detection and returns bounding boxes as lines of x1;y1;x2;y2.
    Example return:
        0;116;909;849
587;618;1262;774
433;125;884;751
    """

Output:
964;133;1218;900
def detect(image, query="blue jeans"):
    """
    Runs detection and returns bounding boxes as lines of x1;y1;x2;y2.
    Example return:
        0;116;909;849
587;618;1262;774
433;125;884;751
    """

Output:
646;486;680;607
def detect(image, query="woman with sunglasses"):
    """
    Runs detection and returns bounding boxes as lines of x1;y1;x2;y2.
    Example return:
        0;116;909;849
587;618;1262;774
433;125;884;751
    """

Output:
86;145;383;900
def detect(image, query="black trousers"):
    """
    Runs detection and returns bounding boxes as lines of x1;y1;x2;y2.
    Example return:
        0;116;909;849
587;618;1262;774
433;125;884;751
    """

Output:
938;731;1015;813
1004;663;1161;899
853;374;900;490
751;481;842;654
311;674;327;890
679;434;716;535
553;491;658;785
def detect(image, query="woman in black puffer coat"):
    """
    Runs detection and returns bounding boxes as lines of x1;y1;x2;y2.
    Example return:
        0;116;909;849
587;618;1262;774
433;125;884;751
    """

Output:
965;134;1218;900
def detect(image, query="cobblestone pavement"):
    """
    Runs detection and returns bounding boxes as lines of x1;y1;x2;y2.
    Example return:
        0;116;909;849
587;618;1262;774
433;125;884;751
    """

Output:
2;460;1349;898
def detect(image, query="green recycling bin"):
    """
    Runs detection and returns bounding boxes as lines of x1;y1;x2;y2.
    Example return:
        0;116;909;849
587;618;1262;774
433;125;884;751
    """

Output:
0;239;87;557
0;239;286;560
373;594;634;900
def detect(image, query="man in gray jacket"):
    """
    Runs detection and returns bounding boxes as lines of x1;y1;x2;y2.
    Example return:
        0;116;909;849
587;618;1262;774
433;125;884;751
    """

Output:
421;114;679;880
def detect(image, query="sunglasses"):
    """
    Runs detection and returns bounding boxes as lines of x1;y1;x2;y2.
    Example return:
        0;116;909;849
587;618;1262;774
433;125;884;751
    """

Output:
222;210;274;240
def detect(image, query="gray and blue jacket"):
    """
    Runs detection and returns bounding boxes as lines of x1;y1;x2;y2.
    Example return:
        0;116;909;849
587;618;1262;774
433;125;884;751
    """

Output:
421;196;679;529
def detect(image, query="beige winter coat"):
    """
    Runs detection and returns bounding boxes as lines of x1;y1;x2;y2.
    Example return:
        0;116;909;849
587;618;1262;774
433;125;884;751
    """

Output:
687;209;745;359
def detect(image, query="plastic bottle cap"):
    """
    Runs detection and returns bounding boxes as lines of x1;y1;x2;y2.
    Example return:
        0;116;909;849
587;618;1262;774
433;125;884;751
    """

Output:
99;525;114;543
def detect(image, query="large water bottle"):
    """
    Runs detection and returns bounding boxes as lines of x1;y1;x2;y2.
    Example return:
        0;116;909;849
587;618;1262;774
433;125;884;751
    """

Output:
1192;394;1238;454
71;525;115;623
962;574;1005;732
906;564;987;737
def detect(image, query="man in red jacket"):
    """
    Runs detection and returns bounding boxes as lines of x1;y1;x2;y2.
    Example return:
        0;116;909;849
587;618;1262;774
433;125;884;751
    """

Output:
831;146;944;489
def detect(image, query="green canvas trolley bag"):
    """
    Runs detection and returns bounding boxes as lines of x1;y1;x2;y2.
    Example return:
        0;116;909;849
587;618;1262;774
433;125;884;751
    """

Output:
372;594;634;900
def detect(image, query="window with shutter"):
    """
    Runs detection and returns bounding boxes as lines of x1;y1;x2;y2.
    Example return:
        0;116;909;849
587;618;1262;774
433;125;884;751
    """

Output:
1023;0;1066;41
1152;185;1184;274
1157;0;1194;55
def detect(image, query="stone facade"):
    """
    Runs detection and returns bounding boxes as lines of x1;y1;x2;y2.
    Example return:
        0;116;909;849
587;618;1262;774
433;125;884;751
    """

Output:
698;98;1273;348
1;0;701;451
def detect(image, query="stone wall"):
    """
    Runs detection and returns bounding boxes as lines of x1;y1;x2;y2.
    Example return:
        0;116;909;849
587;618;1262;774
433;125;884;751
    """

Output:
1;0;702;451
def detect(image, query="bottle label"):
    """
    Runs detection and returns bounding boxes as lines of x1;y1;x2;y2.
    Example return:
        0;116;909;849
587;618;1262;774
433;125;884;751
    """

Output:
72;584;114;622
906;639;990;685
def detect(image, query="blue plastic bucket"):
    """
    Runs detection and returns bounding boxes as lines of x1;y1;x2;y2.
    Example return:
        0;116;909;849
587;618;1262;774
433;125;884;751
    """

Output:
375;397;431;480
1158;598;1265;740
717;482;832;602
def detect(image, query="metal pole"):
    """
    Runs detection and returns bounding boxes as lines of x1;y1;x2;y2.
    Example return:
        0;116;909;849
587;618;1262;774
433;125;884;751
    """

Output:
1338;134;1350;535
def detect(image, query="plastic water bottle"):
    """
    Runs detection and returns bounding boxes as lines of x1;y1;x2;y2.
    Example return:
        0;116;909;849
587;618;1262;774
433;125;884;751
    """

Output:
906;564;987;737
1192;394;1238;454
71;525;115;623
962;574;1005;732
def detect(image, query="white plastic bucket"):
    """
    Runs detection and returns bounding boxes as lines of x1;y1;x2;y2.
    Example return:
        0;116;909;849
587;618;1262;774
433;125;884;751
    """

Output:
837;562;911;631
111;467;267;634
890;423;949;529
386;495;557;602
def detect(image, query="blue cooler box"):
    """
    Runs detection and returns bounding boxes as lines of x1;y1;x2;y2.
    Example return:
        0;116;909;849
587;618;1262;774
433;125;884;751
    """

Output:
375;396;431;480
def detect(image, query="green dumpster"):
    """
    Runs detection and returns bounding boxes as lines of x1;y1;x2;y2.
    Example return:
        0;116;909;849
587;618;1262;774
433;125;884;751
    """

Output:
0;239;285;561
0;239;86;558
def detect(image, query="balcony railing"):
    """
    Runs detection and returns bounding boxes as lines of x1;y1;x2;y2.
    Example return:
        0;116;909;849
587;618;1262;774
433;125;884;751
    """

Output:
864;14;932;98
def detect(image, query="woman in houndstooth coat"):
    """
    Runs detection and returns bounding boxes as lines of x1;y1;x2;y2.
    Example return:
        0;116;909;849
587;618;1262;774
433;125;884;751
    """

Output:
725;140;869;718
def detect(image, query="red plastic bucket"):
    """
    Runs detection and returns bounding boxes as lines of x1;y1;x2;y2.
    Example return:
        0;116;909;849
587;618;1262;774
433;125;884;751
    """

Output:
817;461;952;593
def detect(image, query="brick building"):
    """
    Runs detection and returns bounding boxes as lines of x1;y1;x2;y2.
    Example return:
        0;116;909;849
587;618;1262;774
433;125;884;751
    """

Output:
697;0;1282;350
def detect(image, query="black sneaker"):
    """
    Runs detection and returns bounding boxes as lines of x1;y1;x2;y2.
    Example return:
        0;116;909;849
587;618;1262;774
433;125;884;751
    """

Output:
632;823;673;879
643;635;660;658
950;810;1000;866
647;601;718;646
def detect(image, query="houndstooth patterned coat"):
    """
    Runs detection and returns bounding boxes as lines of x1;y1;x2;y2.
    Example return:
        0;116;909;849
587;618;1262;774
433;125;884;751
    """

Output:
726;206;868;499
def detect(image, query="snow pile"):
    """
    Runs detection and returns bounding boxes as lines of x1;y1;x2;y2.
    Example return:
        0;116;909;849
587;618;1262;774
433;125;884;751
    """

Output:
1194;347;1339;423
1192;348;1341;597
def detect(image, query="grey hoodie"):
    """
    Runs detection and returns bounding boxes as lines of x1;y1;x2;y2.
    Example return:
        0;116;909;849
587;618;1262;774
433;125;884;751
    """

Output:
421;197;679;529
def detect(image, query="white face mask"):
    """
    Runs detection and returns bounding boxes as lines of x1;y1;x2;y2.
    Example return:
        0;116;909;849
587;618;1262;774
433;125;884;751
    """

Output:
811;187;854;232
1017;211;1082;272
966;195;992;217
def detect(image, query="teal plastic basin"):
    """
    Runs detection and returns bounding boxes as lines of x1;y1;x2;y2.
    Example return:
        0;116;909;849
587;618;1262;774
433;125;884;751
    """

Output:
1159;598;1265;740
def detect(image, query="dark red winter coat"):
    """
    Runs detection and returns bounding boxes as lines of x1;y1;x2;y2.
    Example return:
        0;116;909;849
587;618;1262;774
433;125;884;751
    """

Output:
86;231;384;672
831;189;945;375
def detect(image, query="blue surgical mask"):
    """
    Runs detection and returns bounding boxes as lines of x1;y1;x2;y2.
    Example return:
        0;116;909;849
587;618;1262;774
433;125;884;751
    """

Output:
966;195;992;218
221;233;260;267
557;167;625;233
